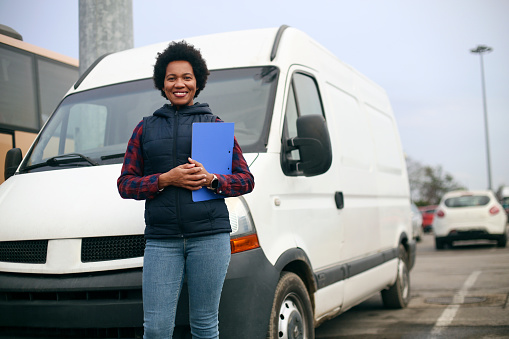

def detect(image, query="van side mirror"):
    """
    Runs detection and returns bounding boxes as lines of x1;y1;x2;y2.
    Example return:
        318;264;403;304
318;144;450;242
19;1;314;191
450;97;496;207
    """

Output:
288;115;332;176
4;148;22;181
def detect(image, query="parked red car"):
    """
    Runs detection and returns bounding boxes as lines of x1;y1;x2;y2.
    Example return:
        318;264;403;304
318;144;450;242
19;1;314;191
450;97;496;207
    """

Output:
418;205;437;233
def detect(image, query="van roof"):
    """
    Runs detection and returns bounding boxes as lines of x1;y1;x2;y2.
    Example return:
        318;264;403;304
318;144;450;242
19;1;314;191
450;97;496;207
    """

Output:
71;26;387;110
74;26;286;92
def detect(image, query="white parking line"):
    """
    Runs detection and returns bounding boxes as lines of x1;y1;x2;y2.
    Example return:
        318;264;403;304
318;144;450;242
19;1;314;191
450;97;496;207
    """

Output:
429;270;481;337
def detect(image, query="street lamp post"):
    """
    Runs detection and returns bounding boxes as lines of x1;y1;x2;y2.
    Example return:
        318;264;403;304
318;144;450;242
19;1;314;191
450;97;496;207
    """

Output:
470;45;493;191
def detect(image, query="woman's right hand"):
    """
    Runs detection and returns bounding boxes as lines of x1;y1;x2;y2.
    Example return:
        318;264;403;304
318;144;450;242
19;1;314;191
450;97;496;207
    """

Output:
158;163;207;191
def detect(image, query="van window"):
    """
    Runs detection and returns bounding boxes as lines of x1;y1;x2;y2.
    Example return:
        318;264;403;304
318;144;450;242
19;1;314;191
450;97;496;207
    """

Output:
202;66;278;152
281;72;324;175
20;67;278;173
293;73;324;117
25;79;160;169
39;104;107;159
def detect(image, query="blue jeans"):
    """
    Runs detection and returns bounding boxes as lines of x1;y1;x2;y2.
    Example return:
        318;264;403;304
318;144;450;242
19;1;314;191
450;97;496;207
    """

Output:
143;233;231;339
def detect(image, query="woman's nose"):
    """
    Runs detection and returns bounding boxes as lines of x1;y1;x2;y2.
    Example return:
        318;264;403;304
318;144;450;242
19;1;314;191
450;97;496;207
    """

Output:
174;78;185;87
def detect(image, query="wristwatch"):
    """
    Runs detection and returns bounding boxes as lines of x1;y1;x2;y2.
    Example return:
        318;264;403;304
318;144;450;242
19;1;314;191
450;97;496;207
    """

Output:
208;174;219;191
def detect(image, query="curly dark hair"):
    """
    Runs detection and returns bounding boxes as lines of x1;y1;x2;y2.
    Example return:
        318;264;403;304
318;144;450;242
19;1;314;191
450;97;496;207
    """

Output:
153;40;210;99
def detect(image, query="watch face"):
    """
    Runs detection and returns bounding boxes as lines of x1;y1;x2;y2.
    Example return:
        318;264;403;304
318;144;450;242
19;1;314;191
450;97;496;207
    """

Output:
211;178;219;189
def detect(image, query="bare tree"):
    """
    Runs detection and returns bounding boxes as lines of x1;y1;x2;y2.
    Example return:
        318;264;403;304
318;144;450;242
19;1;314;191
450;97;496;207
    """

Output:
406;156;424;202
406;157;465;205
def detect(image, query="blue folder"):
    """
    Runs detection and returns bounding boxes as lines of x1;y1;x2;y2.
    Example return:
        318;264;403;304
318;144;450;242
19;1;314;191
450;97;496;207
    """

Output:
191;122;235;202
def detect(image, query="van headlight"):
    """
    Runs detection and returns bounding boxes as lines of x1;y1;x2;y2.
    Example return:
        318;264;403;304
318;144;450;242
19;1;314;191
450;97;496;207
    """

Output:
225;197;260;253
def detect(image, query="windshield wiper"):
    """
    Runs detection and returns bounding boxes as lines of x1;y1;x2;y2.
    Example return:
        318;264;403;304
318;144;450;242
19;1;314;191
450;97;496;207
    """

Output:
22;153;99;172
47;153;99;166
100;153;125;161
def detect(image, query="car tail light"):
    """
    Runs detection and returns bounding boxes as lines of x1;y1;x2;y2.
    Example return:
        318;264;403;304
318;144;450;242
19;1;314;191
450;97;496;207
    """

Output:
489;206;500;215
436;210;445;218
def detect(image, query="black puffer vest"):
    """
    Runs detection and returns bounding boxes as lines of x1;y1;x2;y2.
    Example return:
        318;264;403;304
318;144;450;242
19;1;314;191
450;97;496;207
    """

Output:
142;103;231;238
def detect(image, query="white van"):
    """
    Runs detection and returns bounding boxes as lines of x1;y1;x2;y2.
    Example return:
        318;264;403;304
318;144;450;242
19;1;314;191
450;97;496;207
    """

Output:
0;26;415;338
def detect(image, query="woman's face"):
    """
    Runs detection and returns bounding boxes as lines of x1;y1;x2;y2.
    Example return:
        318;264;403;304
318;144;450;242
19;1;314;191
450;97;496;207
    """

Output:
164;60;197;108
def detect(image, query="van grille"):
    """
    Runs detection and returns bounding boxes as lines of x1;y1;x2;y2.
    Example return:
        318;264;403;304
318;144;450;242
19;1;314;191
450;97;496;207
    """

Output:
0;236;145;264
0;240;48;264
0;326;144;339
81;235;146;262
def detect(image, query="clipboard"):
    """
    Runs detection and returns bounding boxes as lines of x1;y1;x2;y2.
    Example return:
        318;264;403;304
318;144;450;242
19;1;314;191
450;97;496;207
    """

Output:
191;122;235;202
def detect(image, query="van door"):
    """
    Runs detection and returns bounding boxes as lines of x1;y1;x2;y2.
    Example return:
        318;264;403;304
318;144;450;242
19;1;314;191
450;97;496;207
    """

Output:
278;67;344;315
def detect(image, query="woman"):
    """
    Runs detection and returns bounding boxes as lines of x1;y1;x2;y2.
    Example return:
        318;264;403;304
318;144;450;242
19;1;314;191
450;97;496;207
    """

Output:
117;40;254;339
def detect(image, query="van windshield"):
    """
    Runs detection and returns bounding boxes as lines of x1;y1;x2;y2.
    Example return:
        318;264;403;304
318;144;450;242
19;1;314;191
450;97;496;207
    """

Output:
21;66;278;172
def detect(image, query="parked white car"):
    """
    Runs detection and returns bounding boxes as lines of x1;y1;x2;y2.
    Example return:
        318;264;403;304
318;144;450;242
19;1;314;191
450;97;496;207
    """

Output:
433;190;508;249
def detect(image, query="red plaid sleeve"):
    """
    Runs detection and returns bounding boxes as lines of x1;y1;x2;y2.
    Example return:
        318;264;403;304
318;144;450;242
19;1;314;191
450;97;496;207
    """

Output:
117;120;160;200
215;137;254;196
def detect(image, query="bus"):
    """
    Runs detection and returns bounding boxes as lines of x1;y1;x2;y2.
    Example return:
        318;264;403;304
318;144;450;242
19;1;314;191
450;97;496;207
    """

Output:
0;28;79;183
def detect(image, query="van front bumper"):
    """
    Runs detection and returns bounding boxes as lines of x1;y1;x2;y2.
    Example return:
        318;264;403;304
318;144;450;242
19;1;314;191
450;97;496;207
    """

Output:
0;268;144;337
0;247;279;338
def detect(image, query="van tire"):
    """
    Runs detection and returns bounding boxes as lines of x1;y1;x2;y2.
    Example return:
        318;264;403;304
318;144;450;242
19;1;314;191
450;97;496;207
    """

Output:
381;244;410;309
267;271;314;339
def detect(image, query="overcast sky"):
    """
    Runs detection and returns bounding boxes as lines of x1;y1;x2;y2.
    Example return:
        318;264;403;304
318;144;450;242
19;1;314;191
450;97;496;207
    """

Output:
1;0;508;192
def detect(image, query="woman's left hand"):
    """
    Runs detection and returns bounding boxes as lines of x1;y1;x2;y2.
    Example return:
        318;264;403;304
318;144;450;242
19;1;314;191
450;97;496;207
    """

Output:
188;158;215;188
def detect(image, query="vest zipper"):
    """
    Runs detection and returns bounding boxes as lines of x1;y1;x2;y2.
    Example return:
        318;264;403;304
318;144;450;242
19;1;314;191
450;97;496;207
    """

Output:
174;110;184;237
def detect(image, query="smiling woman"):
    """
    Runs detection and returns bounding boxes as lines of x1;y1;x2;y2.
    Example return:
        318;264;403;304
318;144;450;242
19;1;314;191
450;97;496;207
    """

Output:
117;40;254;339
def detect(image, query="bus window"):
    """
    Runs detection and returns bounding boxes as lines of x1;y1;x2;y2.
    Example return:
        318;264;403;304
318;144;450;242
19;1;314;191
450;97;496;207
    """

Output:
0;33;78;184
37;58;79;125
0;44;38;129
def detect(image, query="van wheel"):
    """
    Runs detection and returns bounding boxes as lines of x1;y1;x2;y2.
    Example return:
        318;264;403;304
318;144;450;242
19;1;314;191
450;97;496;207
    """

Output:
381;244;410;309
267;272;314;339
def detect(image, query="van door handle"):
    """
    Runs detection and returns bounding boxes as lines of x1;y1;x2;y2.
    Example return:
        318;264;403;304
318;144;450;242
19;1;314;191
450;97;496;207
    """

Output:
335;191;344;209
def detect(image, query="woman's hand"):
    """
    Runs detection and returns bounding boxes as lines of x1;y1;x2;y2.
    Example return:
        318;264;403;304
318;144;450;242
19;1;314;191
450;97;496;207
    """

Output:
157;158;214;191
187;158;215;187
